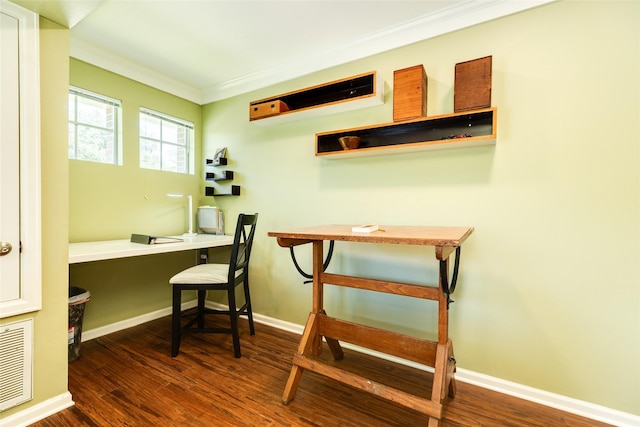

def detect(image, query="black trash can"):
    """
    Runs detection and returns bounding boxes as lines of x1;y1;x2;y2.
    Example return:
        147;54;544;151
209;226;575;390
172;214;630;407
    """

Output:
68;286;91;362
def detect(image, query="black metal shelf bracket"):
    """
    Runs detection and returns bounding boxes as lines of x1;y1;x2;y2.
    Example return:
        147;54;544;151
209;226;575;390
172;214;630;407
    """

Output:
289;240;335;284
439;246;461;309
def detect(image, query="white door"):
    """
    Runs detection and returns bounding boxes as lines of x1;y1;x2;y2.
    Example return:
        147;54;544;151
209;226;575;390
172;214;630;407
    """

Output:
0;2;41;317
0;11;21;302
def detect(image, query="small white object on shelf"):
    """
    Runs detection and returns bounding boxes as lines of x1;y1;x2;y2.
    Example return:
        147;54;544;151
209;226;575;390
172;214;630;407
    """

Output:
352;224;379;233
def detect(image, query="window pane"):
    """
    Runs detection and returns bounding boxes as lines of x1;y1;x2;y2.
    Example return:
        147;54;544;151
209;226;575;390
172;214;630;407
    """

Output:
139;109;193;174
77;97;113;128
162;121;178;144
77;126;114;162
162;143;178;172
68;87;121;165
68;123;76;158
140;114;161;139
68;94;75;119
176;146;187;171
140;138;161;170
177;127;186;146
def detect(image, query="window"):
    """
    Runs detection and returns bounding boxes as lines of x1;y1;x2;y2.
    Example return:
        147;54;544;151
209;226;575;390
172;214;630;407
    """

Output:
68;86;122;164
139;108;194;174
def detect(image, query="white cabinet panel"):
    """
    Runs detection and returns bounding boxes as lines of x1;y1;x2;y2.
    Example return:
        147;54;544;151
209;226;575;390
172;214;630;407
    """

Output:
0;2;41;317
0;11;21;302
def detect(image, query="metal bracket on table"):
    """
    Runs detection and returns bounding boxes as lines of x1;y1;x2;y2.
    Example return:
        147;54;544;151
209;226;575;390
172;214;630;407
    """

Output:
289;240;335;284
439;246;461;309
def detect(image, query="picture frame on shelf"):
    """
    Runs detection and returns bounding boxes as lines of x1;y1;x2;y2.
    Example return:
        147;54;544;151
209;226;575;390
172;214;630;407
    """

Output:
213;147;227;165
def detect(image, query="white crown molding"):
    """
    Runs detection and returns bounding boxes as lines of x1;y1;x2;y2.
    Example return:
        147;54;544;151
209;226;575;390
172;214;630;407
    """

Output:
70;37;203;104
70;0;555;105
201;0;556;103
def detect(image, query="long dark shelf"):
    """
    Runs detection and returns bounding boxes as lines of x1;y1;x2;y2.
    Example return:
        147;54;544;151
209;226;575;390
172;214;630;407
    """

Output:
257;74;374;111
249;71;383;126
316;107;497;158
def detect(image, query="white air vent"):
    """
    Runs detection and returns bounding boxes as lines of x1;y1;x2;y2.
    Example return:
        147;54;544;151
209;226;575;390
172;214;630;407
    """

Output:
0;319;33;411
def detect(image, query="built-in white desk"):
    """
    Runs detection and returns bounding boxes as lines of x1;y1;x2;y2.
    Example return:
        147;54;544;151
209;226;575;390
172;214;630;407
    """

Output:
69;234;234;264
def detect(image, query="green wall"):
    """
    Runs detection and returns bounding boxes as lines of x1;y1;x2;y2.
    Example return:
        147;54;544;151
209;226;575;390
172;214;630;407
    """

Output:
67;59;210;331
202;1;639;415
68;59;203;243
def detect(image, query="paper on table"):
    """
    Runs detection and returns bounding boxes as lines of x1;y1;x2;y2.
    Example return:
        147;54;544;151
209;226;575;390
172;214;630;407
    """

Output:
351;224;379;233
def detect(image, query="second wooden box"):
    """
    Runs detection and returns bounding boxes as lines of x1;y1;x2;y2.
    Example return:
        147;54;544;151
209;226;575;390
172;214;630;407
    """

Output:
393;65;427;122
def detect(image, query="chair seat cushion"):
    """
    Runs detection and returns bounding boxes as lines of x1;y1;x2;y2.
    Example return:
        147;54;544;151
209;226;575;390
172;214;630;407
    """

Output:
170;263;234;284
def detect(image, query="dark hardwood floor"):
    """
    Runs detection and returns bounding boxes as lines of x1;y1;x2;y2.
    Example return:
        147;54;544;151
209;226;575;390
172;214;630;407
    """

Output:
32;315;610;426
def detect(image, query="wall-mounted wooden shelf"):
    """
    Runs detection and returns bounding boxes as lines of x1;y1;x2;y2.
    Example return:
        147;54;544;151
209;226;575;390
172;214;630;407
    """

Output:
205;158;240;196
249;71;384;126
315;107;497;159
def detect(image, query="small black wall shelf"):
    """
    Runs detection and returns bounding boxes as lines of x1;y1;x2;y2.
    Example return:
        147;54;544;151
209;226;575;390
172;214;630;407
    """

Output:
205;157;240;196
206;157;227;166
205;185;241;197
206;170;234;181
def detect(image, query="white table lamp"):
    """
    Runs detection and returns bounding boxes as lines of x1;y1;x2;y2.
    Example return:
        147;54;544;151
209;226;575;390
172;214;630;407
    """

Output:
166;193;198;237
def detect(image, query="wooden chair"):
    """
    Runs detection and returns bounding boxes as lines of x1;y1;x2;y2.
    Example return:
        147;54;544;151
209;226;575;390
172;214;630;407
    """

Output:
170;213;258;358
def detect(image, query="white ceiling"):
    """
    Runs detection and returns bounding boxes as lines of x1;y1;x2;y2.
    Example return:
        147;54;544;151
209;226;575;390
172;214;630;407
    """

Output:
16;0;553;104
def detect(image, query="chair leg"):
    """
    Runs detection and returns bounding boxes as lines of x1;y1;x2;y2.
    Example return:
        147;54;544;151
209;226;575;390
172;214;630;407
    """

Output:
171;286;182;357
244;277;255;335
197;289;206;329
228;288;241;358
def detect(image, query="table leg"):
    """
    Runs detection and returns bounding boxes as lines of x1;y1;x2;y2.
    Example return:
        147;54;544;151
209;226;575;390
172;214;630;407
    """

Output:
438;257;449;344
284;240;346;404
428;339;456;426
283;312;320;404
430;253;457;425
324;335;344;360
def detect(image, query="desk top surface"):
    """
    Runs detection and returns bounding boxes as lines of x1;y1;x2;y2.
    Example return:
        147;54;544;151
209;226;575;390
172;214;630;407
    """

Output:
69;234;234;264
268;224;473;247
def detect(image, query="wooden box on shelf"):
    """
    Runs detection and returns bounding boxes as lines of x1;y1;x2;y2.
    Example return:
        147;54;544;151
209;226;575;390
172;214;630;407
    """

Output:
250;100;290;120
454;56;492;112
393;65;427;121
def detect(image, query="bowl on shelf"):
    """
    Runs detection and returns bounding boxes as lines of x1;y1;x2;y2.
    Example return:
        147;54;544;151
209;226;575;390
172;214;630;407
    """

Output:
338;136;361;150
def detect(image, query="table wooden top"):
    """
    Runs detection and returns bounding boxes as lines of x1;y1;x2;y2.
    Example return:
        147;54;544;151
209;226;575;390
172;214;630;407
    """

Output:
268;224;473;247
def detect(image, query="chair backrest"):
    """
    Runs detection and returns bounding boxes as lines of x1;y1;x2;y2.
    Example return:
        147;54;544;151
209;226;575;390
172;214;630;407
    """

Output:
229;213;258;280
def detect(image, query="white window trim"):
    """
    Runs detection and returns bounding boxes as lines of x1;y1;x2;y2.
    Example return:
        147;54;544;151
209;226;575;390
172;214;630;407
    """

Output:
139;107;195;174
69;85;123;165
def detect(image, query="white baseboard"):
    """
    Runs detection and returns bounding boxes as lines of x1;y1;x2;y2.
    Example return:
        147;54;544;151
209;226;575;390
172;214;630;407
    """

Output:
454;369;639;427
0;392;73;427
50;302;639;427
82;300;197;341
